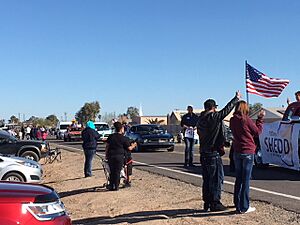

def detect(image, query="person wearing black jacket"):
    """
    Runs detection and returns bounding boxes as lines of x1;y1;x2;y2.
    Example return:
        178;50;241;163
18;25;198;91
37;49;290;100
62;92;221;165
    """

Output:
181;105;199;167
82;121;101;177
197;91;241;212
105;122;137;191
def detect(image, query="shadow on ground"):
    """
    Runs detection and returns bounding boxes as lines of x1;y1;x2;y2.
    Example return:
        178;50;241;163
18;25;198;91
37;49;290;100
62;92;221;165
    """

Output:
72;208;237;225
59;186;106;198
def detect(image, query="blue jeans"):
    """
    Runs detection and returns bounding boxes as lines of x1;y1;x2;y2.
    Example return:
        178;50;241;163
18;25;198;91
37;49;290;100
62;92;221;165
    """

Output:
84;149;96;177
233;153;254;212
184;138;194;165
200;152;224;204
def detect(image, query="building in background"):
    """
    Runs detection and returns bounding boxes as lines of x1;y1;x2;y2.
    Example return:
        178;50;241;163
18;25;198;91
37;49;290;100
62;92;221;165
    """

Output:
132;115;168;125
250;107;285;123
168;109;233;126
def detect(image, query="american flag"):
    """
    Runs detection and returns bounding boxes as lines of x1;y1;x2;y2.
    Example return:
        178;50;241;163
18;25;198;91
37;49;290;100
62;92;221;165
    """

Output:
246;63;289;98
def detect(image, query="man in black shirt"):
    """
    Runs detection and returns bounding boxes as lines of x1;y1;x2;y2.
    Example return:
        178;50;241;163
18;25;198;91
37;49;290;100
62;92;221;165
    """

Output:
181;105;199;167
197;91;240;211
106;122;136;191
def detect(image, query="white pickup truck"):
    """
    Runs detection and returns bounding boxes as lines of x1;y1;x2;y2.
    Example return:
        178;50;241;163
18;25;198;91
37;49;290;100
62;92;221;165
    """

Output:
94;122;112;142
255;102;300;171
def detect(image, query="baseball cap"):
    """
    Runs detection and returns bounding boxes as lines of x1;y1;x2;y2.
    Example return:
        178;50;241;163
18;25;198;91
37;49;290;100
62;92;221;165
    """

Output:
204;99;218;110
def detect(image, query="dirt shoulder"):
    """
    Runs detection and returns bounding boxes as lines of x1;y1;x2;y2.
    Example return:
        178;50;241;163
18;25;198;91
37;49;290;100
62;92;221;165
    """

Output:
41;149;300;225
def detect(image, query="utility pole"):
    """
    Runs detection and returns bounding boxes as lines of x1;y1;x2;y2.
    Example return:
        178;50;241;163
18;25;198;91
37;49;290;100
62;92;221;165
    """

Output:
64;112;67;122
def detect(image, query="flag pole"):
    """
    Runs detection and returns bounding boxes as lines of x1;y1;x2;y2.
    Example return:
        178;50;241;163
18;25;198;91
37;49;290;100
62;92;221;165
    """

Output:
245;60;249;104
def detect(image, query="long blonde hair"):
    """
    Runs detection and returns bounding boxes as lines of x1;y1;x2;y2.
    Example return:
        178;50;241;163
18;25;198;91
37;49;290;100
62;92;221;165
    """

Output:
235;100;249;116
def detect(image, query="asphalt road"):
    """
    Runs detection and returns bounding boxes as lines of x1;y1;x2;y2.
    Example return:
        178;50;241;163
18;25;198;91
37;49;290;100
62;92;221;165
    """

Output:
49;140;300;213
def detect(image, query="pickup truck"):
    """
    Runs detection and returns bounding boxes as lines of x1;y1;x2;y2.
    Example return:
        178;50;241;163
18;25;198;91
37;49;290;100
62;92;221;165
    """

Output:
0;130;49;161
255;102;300;171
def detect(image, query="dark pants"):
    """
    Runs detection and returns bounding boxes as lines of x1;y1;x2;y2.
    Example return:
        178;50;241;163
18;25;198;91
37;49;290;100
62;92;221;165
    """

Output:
200;152;224;205
229;145;235;172
184;138;194;165
233;153;254;212
108;155;124;190
84;149;96;177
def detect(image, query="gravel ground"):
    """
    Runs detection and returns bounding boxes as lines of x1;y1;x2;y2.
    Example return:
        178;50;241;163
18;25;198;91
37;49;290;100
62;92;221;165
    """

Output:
41;149;300;225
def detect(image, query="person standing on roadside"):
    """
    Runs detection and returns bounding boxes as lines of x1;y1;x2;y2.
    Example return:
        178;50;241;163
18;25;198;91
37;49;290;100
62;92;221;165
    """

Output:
230;101;265;214
287;90;300;105
82;121;101;177
30;126;38;140
21;126;25;140
181;105;199;167
197;91;241;212
26;126;31;140
105;122;136;191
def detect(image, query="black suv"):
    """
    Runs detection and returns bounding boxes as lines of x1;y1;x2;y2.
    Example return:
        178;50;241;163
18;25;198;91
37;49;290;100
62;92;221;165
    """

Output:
0;130;49;161
126;124;175;152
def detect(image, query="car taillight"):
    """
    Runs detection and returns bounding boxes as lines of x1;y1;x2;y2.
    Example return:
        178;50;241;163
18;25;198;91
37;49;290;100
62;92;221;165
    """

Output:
22;200;67;221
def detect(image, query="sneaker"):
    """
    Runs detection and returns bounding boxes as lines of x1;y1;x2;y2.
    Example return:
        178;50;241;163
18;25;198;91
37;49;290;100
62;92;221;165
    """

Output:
124;182;131;188
189;164;196;167
210;203;227;212
203;202;210;212
242;207;256;214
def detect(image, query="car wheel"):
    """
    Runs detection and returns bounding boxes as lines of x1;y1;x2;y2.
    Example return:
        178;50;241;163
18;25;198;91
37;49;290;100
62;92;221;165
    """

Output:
3;172;25;182
21;151;39;162
167;146;175;152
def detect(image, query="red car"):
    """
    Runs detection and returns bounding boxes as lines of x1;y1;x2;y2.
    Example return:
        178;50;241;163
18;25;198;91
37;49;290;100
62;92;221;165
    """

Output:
0;182;72;225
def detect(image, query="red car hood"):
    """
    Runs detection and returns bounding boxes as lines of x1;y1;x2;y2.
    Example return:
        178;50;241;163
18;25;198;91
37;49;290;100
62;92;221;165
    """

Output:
0;182;55;203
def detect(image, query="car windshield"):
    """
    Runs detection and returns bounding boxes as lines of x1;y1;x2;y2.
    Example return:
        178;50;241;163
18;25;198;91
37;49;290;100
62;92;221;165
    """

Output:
95;124;110;131
60;125;70;130
136;125;165;134
70;127;81;131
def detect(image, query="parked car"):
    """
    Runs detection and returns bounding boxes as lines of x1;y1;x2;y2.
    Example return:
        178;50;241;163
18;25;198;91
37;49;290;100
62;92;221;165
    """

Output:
64;127;82;142
94;122;112;142
56;122;72;140
0;155;42;183
0;182;72;225
0;130;49;162
126;124;175;152
255;102;300;171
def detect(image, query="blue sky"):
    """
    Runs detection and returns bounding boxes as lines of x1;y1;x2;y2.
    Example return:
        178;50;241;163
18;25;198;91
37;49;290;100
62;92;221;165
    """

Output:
1;1;300;121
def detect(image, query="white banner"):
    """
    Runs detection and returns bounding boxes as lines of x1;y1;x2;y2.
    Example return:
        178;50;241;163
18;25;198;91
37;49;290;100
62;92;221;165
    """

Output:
259;121;300;171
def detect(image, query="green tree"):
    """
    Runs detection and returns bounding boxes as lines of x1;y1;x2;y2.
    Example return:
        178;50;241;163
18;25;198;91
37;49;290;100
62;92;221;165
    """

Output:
45;114;59;127
126;106;139;119
249;103;263;115
146;118;165;125
9;115;19;124
75;101;101;125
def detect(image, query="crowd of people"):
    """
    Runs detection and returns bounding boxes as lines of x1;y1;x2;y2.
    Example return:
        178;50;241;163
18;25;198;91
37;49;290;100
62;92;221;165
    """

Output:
18;90;294;215
5;125;49;141
179;90;300;214
79;90;300;214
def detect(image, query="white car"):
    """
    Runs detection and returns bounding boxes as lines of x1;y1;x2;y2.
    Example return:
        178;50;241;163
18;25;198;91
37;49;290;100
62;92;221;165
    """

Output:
0;155;42;183
56;121;72;139
94;122;112;142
